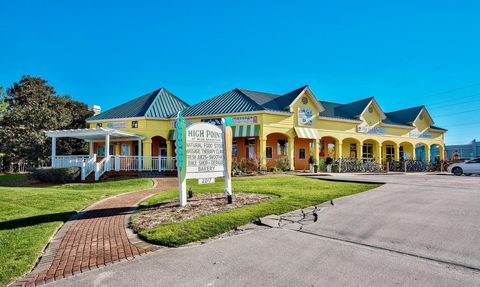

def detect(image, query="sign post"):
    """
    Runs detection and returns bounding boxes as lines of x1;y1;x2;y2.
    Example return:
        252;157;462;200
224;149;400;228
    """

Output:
223;118;233;203
175;114;187;206
175;116;233;206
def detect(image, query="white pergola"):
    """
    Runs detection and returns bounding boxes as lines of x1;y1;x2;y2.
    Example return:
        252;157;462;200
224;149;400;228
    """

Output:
44;128;144;167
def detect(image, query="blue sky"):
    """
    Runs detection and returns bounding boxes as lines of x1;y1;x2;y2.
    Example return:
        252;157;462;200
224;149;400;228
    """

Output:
1;0;479;144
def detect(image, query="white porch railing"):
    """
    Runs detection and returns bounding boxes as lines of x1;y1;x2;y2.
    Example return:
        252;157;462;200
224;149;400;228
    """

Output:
53;155;177;181
81;155;97;180
95;156;112;181
111;156;177;172
53;155;90;168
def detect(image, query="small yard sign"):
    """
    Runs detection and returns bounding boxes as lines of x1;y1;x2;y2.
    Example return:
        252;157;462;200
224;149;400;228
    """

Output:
176;115;233;206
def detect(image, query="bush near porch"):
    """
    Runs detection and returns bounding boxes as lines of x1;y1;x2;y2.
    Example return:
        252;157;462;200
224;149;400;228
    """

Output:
0;178;153;287
135;175;378;247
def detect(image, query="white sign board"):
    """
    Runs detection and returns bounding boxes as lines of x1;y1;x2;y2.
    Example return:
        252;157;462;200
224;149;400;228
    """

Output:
232;115;258;125
198;178;215;184
107;122;127;129
357;125;385;135
409;131;433;139
185;123;225;179
298;107;314;126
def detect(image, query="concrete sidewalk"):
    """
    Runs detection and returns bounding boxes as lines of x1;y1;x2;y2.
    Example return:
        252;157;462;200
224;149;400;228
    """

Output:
44;174;480;286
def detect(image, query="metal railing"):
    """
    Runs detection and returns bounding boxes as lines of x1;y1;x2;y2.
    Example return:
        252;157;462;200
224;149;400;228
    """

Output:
332;158;383;173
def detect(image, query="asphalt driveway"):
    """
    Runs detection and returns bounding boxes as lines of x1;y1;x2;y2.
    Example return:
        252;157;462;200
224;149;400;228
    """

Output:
46;174;480;287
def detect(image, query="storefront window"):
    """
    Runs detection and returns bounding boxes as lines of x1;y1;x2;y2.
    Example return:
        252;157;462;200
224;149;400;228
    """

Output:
362;144;373;159
386;145;395;160
277;140;287;157
121;144;131;156
299;148;306;159
245;138;256;159
399;146;405;160
97;145;114;157
232;141;238;158
266;147;273;159
350;143;357;158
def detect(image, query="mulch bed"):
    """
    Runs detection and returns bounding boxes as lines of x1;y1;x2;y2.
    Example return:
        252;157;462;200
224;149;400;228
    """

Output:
132;192;271;231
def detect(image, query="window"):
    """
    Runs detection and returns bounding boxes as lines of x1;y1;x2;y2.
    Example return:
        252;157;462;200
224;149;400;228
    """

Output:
245;138;256;159
266;147;273;159
386;145;395;160
277;140;287;157
468;158;480;163
350;143;357;158
299;148;306;159
121;144;131;156
97;145;114;157
399;146;405;160
232;141;238;158
362;144;374;159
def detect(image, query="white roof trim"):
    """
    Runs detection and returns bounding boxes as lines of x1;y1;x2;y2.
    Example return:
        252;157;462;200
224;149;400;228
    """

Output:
412;107;435;126
381;122;415;129
289;87;325;113
360;98;387;120
317;116;362;123
45;128;144;141
183;110;292;119
86;116;172;123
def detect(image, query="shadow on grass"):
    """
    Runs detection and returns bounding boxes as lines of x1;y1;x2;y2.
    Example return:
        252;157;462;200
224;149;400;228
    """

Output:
0;206;137;230
0;211;77;230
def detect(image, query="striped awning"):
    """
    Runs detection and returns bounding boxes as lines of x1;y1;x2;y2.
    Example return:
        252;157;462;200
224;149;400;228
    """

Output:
232;125;260;137
294;127;321;139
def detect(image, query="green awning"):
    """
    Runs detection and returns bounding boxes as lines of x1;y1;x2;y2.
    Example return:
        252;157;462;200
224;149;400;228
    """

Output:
231;125;260;137
168;129;176;141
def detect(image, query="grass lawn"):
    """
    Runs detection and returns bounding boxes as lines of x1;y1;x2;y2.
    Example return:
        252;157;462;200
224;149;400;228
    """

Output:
0;178;153;287
0;173;29;183
136;175;379;247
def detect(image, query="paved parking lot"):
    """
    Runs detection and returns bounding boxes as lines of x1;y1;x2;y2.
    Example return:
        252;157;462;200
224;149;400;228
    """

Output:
46;174;480;287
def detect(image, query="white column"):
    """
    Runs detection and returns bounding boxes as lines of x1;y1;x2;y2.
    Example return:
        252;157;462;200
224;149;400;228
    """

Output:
89;141;94;157
105;134;110;171
138;139;143;170
51;137;57;168
105;134;110;158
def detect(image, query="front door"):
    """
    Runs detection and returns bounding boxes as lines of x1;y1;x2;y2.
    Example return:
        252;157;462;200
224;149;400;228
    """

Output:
159;146;167;157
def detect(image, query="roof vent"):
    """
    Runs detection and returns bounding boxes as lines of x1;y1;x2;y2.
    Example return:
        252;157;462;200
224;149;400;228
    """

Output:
90;105;101;115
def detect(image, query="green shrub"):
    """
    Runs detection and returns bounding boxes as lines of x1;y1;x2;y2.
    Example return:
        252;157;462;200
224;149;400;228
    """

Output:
33;167;81;183
275;156;290;171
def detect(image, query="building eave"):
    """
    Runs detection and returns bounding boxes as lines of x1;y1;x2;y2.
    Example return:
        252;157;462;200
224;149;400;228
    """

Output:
317;116;362;123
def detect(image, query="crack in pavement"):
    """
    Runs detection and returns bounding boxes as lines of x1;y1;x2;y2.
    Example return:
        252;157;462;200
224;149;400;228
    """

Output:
250;203;480;276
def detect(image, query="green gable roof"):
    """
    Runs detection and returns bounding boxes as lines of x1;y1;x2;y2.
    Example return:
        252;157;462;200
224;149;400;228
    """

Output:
384;106;425;125
182;86;309;117
87;88;189;121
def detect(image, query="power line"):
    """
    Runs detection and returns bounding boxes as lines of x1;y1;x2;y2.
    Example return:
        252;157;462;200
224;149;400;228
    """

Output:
435;107;480;118
441;121;480;128
429;98;480;110
391;82;480;105
427;92;480;108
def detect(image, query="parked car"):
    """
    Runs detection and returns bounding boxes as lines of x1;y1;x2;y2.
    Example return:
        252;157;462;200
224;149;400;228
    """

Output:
448;158;480;176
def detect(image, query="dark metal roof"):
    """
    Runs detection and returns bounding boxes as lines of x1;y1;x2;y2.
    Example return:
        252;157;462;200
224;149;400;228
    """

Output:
182;86;309;117
87;88;189;121
384;106;424;125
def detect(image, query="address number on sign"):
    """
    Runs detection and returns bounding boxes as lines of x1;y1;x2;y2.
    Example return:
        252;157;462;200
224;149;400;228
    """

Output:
198;178;215;185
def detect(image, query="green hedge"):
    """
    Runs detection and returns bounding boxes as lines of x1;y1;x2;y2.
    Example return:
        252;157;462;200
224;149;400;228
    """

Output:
33;167;81;183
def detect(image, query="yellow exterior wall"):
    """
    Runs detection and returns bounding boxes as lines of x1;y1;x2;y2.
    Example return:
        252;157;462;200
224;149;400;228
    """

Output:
86;95;446;168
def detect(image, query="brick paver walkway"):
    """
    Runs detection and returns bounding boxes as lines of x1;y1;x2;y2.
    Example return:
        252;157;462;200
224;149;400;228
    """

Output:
11;177;177;287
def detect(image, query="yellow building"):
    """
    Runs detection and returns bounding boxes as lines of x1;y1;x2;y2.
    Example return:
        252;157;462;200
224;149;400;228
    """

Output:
46;85;446;179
